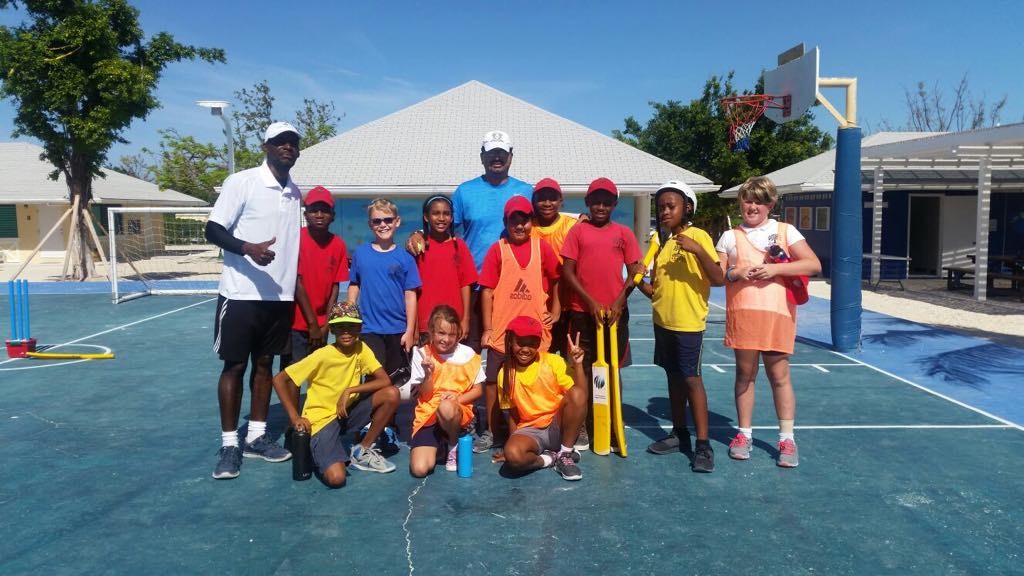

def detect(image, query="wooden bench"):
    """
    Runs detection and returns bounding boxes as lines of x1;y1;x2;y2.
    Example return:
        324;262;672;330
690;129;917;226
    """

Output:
943;265;974;291
989;271;1024;301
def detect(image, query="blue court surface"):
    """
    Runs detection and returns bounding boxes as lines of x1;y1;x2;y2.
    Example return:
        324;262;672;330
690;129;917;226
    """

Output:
2;288;1022;575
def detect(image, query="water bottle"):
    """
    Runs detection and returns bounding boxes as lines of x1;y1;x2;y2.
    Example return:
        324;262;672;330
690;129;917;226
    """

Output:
291;428;313;481
457;433;473;478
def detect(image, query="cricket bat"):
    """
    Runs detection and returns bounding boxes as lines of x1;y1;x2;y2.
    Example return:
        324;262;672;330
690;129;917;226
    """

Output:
609;321;628;457
632;230;661;285
591;316;611;456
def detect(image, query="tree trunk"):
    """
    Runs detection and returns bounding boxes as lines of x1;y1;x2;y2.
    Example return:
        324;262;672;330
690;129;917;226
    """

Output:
67;154;97;281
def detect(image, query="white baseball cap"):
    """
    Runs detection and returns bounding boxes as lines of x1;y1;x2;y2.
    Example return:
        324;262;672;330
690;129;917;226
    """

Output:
482;130;512;152
656;180;698;215
264;121;302;143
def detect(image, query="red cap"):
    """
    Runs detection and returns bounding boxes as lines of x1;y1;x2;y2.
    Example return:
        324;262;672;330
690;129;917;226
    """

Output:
532;177;562;197
503;195;533;218
507;315;542;339
586;177;618;197
304;186;334;208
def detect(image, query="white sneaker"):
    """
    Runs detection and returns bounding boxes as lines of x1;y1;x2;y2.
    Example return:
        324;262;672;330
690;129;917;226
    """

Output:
350;444;396;473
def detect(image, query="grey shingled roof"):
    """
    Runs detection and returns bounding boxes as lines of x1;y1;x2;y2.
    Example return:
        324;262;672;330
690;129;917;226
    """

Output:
290;80;716;196
721;132;941;197
0;142;206;206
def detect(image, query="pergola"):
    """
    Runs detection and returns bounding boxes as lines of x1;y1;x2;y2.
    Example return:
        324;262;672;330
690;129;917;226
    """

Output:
861;123;1024;301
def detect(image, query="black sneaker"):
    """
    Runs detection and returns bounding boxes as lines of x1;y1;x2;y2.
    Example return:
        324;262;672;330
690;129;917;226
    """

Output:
647;428;691;455
692;442;715;473
574;426;590;452
554;450;582;481
212;446;242;479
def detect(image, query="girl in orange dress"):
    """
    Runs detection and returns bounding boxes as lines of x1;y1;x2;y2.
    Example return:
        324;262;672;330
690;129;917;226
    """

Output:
715;176;821;468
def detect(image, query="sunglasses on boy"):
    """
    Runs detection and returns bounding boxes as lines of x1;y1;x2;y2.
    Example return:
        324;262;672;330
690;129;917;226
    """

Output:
370;217;396;226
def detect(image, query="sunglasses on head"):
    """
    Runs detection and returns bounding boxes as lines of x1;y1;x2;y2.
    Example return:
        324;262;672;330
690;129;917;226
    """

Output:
371;217;396;226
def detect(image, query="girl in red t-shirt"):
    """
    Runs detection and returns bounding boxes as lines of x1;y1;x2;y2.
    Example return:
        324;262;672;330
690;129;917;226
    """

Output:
415;195;477;341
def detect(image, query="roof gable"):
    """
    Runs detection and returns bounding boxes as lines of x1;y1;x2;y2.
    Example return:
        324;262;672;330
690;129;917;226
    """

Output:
290;80;715;195
0;142;206;206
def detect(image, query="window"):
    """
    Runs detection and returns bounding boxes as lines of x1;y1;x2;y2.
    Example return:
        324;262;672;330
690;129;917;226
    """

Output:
815;207;830;231
799;207;812;230
0;205;17;238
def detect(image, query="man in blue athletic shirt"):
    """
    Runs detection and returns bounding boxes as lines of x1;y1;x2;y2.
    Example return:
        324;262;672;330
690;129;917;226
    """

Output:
406;130;532;452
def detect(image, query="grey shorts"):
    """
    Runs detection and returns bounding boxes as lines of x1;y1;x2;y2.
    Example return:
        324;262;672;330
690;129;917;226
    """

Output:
309;393;374;472
512;422;562;453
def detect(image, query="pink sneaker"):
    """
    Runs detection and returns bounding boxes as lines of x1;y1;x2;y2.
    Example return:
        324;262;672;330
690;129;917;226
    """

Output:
728;433;752;460
445;446;458;472
777;438;799;468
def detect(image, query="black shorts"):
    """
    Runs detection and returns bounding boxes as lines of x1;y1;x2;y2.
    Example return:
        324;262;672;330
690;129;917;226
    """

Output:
653;325;704;378
549;315;569;357
566;308;632;368
362;333;410;385
466;287;484;353
484;348;506;383
213;296;293;363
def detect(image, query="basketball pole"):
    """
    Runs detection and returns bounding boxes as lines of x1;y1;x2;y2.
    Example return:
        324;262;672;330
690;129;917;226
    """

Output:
817;78;862;352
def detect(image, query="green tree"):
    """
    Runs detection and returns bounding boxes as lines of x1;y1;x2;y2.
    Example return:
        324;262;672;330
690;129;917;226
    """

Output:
615;73;833;238
147;81;342;200
0;0;224;279
147;130;226;204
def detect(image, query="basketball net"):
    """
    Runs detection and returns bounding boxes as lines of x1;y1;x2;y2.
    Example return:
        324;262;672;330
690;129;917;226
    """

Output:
720;94;789;152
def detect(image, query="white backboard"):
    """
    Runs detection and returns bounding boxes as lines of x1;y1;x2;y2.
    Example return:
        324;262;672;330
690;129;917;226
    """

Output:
764;46;819;123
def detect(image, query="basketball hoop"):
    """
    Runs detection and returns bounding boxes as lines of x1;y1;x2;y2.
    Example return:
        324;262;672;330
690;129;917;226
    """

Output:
720;94;791;151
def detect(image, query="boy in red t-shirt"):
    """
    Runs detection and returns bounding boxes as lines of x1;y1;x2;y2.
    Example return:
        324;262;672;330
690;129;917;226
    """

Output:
561;177;645;449
281;186;349;373
474;195;561;455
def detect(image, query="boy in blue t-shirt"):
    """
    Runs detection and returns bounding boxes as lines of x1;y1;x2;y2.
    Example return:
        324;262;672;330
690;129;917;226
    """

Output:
347;198;422;449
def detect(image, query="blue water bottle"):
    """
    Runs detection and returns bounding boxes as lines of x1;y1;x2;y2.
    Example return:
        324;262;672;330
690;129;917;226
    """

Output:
457;433;473;478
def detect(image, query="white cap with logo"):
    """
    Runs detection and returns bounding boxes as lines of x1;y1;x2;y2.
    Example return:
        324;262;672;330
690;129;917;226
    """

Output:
482;130;512;152
264;121;302;143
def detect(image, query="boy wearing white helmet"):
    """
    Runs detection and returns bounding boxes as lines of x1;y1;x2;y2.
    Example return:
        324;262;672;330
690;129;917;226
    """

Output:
636;180;724;472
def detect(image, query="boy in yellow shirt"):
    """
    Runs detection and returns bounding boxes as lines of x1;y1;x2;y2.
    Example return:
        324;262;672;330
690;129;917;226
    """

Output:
638;181;724;473
273;302;400;487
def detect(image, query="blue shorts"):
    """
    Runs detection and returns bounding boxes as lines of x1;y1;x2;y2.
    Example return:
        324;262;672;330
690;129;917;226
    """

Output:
309;393;374;472
653;325;704;378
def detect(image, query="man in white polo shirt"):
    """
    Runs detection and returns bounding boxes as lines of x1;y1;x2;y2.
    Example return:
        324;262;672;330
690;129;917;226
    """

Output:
206;121;303;479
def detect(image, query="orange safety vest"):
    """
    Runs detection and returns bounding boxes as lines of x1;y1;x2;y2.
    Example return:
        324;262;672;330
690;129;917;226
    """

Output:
411;350;482;437
724;223;797;354
487;238;551;353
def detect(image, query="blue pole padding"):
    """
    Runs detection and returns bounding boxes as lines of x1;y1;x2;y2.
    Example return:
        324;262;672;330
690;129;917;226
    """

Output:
830;126;863;352
7;280;15;341
21;280;30;341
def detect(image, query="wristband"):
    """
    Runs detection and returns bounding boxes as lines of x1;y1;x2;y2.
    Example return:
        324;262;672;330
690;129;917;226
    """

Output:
726;266;737;282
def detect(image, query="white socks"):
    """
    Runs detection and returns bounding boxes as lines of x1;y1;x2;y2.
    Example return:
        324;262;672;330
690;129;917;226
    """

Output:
245;421;267;444
739;427;753;440
222;430;239;448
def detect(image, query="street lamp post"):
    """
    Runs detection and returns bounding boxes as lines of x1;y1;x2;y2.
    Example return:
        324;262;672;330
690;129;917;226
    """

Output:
196;100;235;175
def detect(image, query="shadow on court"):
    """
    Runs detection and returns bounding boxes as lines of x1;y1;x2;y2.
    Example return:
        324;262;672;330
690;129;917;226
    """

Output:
1;291;1022;574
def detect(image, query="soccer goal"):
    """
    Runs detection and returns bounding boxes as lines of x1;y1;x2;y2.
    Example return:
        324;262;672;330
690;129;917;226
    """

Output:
107;207;220;303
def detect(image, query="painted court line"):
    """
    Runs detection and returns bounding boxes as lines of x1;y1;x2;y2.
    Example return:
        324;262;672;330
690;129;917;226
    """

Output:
831;350;1024;431
0;298;214;367
624;362;860;369
628;424;1014;431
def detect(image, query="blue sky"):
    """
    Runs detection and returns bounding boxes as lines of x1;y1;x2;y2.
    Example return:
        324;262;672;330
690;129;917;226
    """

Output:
2;0;1023;165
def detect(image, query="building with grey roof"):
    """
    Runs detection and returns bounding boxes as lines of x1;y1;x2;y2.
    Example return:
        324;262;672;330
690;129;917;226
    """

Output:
0;142;206;264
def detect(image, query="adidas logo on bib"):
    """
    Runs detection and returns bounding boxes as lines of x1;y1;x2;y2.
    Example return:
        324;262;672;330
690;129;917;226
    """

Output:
509;279;532;301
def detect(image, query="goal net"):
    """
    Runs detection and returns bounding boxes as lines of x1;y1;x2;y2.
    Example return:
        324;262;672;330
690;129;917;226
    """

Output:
107;207;220;303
